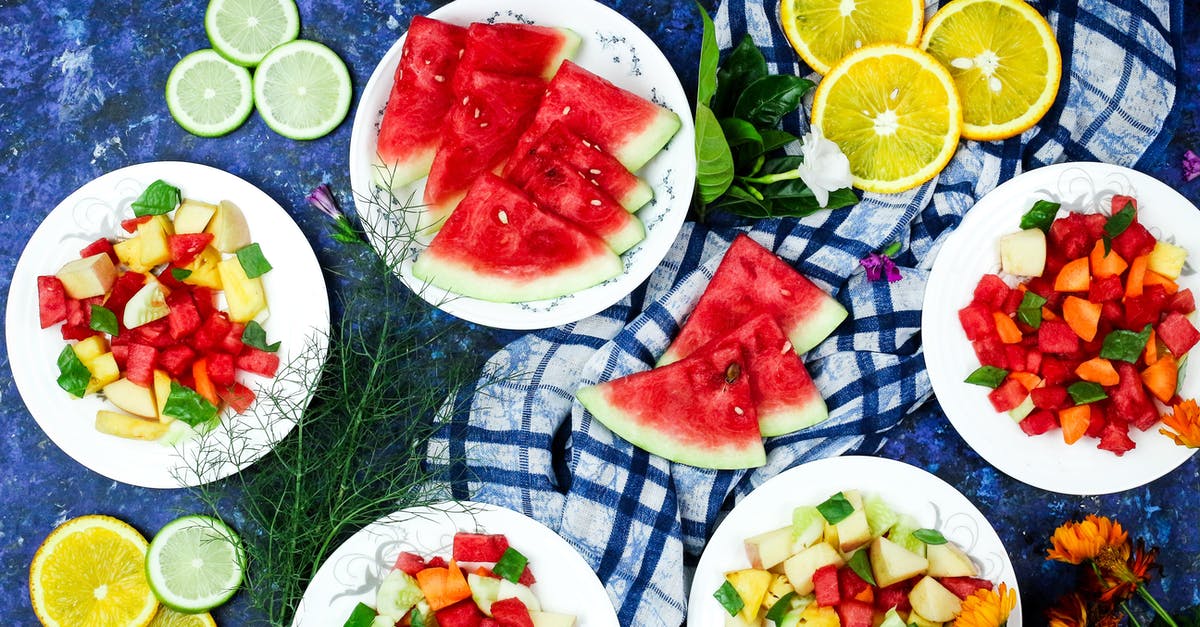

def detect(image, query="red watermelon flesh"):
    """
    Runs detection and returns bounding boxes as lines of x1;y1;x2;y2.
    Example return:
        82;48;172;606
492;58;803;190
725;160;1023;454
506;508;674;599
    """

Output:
506;151;645;254
454;22;580;92
413;174;623;303
659;234;849;365
575;342;766;469
375;16;467;190
510;60;681;172
704;313;828;436
422;71;545;228
508;121;653;212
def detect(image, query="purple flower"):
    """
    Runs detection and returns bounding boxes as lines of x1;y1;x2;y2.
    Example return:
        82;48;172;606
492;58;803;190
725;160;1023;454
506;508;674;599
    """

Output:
1184;150;1200;182
861;252;902;283
306;184;363;244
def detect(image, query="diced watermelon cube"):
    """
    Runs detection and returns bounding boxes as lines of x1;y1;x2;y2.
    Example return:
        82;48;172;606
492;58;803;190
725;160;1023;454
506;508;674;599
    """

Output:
1043;247;1068;278
835;599;874;627
79;237;118;264
1123;285;1169;331
972;336;1009;369
1038;320;1081;355
1025;348;1043;374
972;274;1011;310
105;272;147;326
217;381;256;413
436;599;485;627
206;352;236;387
1048;214;1091;260
1019;409;1059;436
1005;345;1028;372
192;312;233;352
1111;222;1157;261
988;378;1029;413
126;344;157;387
454;533;510;563
1081;212;1108;242
167;232;215;266
837;566;870;602
1031;386;1069;410
193;287;216;320
1085;400;1109;438
37;276;68;328
517;566;536;587
1088;275;1124;303
481;620;500;627
166;290;201;339
958;304;997;341
1039;356;1077;385
158;344;196;378
130;317;174;348
61;324;97;341
1110;362;1158;430
111;344;129;370
1100;301;1124;326
220;322;246;354
1001;288;1025;316
874;582;912;613
236;346;280;378
1098;421;1136;455
1112;195;1137;213
938;576;995;600
426;556;448;569
65;297;90;328
1168;289;1195;315
813;564;840;606
1157;312;1199;356
489;598;534;627
121;215;152;233
393;551;428;576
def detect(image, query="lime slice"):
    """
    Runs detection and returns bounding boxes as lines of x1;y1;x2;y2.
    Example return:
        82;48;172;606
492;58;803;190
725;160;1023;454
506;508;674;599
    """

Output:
165;49;254;137
252;40;352;140
145;515;246;613
205;0;300;67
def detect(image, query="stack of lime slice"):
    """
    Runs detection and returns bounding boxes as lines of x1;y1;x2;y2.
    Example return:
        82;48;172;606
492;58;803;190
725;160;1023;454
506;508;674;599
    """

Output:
165;0;352;140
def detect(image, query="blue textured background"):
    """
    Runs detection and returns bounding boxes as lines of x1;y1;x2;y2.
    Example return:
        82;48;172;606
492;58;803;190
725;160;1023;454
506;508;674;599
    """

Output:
0;1;1196;624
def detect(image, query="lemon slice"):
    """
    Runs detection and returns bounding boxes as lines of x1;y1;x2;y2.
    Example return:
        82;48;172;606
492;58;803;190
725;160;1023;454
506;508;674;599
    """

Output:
148;607;217;627
779;0;924;75
145;515;246;613
920;0;1061;140
30;515;159;627
811;44;963;194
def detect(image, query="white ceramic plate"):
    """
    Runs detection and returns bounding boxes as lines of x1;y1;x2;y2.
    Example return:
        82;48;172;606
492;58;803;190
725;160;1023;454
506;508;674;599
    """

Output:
348;0;696;330
923;162;1198;495
292;501;619;626
688;456;1022;626
6;161;329;488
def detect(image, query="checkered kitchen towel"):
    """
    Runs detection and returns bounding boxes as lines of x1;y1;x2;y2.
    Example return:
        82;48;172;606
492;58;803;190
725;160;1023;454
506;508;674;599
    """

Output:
427;0;1182;623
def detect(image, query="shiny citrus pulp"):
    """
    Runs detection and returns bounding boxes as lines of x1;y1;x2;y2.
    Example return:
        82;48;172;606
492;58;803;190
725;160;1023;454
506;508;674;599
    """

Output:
148;607;218;627
779;0;924;75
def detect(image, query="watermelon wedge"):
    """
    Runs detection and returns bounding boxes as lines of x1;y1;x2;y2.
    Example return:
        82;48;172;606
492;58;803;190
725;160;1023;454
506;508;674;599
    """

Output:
660;234;849;365
576;343;766;469
373;16;467;191
422;71;545;228
453;22;580;93
709;314;829;436
509;60;681;172
510;121;653;212
507;151;645;254
412;173;622;303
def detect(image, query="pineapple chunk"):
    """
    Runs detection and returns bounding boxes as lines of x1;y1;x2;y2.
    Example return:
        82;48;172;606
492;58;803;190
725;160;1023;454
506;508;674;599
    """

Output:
182;246;223;289
154;370;173;423
72;335;110;364
114;236;155;273
84;352;120;395
761;574;794;611
95;410;169;440
174;199;217;234
797;605;839;627
137;215;173;267
1148;241;1188;279
726;569;773;623
55;253;117;299
218;256;266;322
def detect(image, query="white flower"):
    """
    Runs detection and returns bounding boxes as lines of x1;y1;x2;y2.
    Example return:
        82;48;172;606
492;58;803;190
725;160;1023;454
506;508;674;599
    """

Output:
796;126;852;207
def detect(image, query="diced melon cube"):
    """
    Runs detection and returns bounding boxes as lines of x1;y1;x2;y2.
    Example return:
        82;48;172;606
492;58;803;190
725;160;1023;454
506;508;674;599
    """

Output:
182;246;223;289
84;352;120;395
783;543;844;596
217;257;266;322
72;335;110;364
55;253;117;299
137;215;173;267
1148;241;1188;280
999;229;1047;277
908;576;962;623
103;377;158;418
95;410;169;440
206;200;251;253
174;199;218;234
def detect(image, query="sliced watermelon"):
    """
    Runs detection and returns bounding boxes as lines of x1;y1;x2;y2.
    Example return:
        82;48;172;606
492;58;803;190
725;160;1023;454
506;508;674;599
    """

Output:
506;151;645;254
413;174;623;303
422;71;545;227
454;22;580;92
509;121;653;212
375;16;467;190
660;234;849;365
509;60;681;172
37;276;68;329
575;342;766;469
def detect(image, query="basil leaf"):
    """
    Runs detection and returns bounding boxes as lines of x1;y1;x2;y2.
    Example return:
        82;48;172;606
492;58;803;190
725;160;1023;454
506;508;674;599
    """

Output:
1018;200;1060;233
1016;291;1048;329
162;381;219;427
713;580;745;617
56;346;91;398
132;179;181;217
1104;206;1136;239
89;305;119;337
242;320;281;352
170;267;193;281
760;129;799;153
695;103;734;204
713;35;768;117
913;528;948;545
720;117;764;174
847;549;877;586
342;602;377;627
1099;325;1152;364
733;75;814;129
964;366;1009;389
493;547;528;583
236;243;273;279
765;591;796;622
817;492;854;525
1068;381;1109;405
695;2;718;106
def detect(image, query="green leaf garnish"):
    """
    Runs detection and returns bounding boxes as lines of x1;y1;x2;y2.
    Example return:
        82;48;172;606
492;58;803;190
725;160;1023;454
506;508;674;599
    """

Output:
817;492;854;525
765;592;797;623
1104;205;1136;239
236;243;273;278
171;267;193;281
713;580;745;617
56;345;91;398
913;528;948;545
493;547;528;583
732;75;814;129
847;548;877;586
242;320;281;352
759;129;799;153
964;366;1009;389
695;103;734;204
695;1;718;107
721;117;765;173
132;179;181;217
712;34;768;117
1018;200;1060;233
1016;291;1047;329
1100;325;1153;363
1068;381;1109;405
89;305;118;337
162;381;219;427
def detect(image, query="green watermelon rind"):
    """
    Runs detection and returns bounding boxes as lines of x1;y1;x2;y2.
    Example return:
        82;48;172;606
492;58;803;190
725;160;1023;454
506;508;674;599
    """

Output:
618;177;655;213
372;154;436;193
613;107;682;173
758;395;829;438
412;246;623;304
606;215;646;255
539;28;583;81
786;296;850;356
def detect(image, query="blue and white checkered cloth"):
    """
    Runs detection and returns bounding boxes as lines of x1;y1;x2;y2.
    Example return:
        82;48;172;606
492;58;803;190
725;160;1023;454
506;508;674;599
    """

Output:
427;0;1181;623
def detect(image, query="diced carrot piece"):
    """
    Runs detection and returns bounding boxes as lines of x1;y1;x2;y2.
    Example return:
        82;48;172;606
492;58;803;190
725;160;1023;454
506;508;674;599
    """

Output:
853;586;875;603
1042;307;1060;321
1141;354;1178;403
1144;328;1158;366
1062;295;1102;342
191;358;219;406
1010;371;1042;391
1125;254;1149;298
1143;270;1179;294
1054;257;1091;293
416;560;473;611
1059;405;1092;445
1089;240;1128;278
992;311;1024;344
1075;357;1120;386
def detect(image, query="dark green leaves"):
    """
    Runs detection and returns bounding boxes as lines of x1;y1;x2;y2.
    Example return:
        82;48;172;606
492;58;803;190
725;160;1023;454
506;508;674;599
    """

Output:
964;366;1009;389
1017;291;1048;329
236;243;273;278
1019;200;1060;233
696;2;718;106
817;492;854;525
171;267;193;281
162;380;219;427
493;547;528;583
847;549;877;586
242;320;280;352
1104;205;1136;239
696;104;734;204
1068;381;1108;405
765;592;796;623
56;346;91;398
132;180;181;217
913;529;948;545
713;35;768;116
713;580;745;617
733;75;815;129
1100;325;1152;363
89;305;118;336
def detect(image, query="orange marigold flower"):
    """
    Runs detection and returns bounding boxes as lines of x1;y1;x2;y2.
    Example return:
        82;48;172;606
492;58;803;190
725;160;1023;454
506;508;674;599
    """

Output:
1047;592;1087;627
1160;398;1200;448
954;583;1017;627
1083;539;1160;603
1047;515;1129;564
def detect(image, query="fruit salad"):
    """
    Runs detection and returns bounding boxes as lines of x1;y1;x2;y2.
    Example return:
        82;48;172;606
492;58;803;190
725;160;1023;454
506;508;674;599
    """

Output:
714;490;999;626
37;179;280;441
343;532;576;627
959;195;1198;455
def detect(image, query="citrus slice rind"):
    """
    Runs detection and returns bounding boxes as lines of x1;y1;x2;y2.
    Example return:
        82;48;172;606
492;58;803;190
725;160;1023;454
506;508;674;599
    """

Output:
148;607;218;627
812;44;963;194
920;0;1062;141
252;40;353;141
145;515;246;613
205;0;301;67
779;0;924;75
165;49;255;138
30;515;159;627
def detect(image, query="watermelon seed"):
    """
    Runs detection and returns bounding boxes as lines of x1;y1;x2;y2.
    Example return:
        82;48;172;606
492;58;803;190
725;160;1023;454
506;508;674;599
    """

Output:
734;406;745;416
424;59;430;65
480;122;489;128
434;75;445;82
590;199;601;206
562;106;571;115
725;363;741;383
497;210;508;224
474;108;480;119
590;180;600;186
780;288;792;297
582;139;591;147
589;168;602;175
458;49;464;58
781;341;793;354
577;171;588;179
461;97;469;105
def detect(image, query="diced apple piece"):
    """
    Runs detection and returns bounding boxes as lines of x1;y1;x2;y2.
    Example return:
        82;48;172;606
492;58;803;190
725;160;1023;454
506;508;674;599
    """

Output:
182;246;224;289
529;611;577;627
835;492;871;553
56;253;117;299
206;199;251;253
217;257;266;323
103;377;158;418
999;228;1047;277
870;536;929;588
1148;241;1188;280
122;279;169;329
84;352;120;395
762;574;794;610
72;335;110;364
95;410;169;440
174;199;218;234
908;576;962;622
726;568;773;623
137;215;174;267
745;526;798;570
154;370;173;423
925;542;979;578
783;542;844;596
